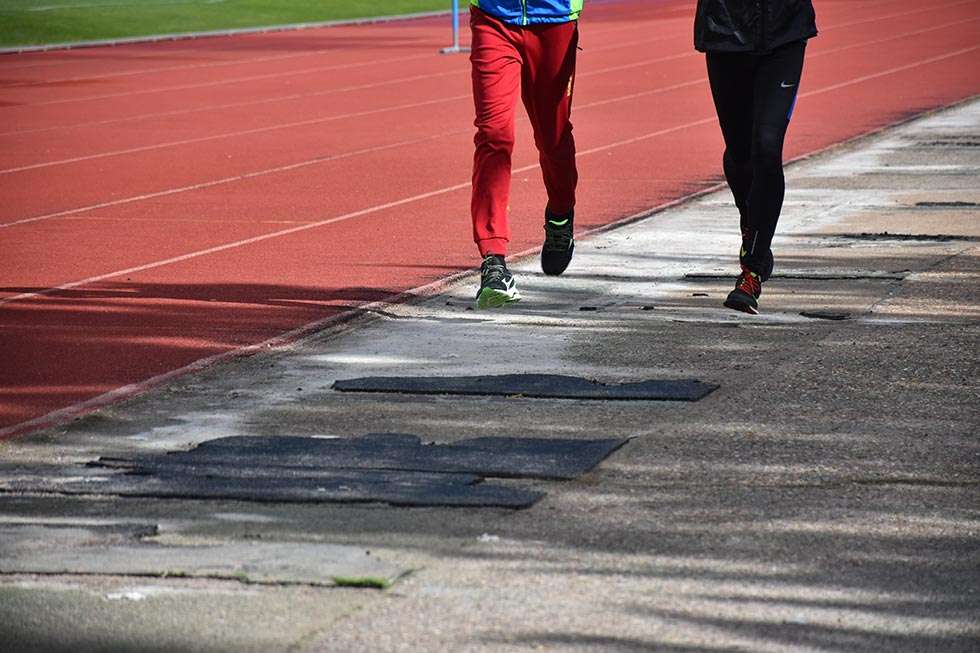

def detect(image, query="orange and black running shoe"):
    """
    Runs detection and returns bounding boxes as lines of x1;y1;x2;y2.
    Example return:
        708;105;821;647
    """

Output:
724;265;762;314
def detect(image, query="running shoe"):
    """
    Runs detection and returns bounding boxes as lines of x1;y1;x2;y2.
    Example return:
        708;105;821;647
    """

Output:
541;209;574;276
724;265;762;314
476;254;520;309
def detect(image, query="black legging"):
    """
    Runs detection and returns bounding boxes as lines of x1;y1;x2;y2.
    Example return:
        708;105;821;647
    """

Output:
707;40;806;279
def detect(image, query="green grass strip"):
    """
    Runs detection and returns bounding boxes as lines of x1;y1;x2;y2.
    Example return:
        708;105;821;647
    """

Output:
0;0;449;48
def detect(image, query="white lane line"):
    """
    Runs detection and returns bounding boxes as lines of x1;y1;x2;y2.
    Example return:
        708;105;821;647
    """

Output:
0;179;469;306
0;80;468;175
0;46;351;86
0;129;465;230
4;42;977;306
0;66;466;138
801;45;979;97
19;51;439;107
37;215;317;224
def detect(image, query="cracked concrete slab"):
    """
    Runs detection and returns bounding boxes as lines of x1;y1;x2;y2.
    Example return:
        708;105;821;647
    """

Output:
0;522;406;588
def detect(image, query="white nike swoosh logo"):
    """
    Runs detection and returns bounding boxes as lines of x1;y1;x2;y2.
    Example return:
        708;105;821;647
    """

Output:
781;82;797;88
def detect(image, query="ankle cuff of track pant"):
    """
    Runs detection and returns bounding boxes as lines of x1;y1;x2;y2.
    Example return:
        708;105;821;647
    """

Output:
477;237;509;257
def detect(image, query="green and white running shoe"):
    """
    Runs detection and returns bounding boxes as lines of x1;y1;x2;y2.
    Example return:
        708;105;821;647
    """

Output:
476;254;520;309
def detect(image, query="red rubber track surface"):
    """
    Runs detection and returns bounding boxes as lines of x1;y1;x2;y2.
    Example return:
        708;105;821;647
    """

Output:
1;0;978;438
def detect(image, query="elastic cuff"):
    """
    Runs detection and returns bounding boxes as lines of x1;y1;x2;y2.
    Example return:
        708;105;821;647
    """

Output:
477;237;509;257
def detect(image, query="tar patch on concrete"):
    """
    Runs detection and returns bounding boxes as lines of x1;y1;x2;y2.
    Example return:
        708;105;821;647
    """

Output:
839;232;979;242
0;523;405;587
915;201;979;208
800;310;852;321
332;374;718;402
2;435;630;508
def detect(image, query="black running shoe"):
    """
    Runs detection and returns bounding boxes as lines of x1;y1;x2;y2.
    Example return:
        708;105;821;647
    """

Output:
724;265;762;315
541;209;574;276
476;254;520;309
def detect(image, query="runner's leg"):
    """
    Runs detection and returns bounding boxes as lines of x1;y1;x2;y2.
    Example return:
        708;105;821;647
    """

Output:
520;20;579;216
706;51;756;239
470;8;524;257
742;40;807;273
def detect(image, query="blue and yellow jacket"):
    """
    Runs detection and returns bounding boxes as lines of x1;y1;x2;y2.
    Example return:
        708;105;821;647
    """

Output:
470;0;583;25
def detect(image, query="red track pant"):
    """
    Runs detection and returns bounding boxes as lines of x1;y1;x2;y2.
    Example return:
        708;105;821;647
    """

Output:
470;7;579;257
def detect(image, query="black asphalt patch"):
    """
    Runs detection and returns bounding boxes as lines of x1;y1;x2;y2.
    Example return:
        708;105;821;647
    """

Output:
168;434;630;480
2;435;630;508
800;310;852;321
914;200;979;207
332;374;717;401
15;468;542;508
839;232;979;242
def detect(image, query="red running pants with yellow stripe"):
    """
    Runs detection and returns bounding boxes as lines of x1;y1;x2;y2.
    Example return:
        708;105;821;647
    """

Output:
470;7;579;257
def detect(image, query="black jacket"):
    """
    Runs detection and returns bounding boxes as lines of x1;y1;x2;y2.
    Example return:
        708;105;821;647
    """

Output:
694;0;817;53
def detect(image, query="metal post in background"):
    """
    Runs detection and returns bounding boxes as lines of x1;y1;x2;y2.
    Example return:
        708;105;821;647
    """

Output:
440;0;470;54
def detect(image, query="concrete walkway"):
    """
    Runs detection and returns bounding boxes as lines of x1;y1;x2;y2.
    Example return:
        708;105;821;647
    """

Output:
1;100;978;652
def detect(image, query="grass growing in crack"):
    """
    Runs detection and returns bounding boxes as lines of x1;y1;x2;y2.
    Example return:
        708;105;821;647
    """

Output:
331;576;391;590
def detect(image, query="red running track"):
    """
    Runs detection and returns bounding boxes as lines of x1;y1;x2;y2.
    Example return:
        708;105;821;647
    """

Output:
1;0;978;438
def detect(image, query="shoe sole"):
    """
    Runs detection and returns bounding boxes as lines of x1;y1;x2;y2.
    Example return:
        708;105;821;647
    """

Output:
477;287;521;309
724;296;759;315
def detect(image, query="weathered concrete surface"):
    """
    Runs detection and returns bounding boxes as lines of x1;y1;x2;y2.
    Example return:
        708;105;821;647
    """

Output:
0;522;405;587
1;101;978;652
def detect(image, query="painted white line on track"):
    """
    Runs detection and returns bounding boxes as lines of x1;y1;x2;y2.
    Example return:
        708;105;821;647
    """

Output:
0;68;467;138
0;81;469;175
21;52;439;107
802;45;979;97
0;130;466;230
3;41;978;306
1;46;360;85
0;179;469;307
